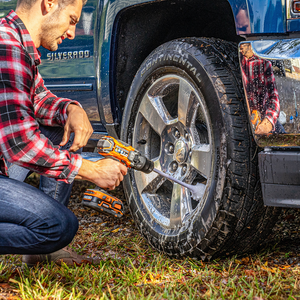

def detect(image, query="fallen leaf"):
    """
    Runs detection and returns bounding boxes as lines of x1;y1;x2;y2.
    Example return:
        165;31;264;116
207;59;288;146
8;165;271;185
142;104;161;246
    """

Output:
245;269;255;277
279;265;290;270
241;257;250;264
261;266;277;273
0;282;12;289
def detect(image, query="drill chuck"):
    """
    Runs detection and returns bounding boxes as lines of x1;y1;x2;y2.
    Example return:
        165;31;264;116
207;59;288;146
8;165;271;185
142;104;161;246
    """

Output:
128;151;154;173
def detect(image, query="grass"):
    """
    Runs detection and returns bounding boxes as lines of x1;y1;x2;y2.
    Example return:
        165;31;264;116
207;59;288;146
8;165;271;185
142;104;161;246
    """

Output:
1;178;300;299
2;241;300;299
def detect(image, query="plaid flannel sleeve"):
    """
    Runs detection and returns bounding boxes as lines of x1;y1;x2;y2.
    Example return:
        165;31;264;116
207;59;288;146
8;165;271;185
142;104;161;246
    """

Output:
33;72;82;127
0;43;82;183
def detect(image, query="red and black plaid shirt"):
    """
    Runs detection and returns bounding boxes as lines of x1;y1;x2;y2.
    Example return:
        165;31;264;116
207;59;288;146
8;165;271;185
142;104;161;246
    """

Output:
241;54;280;128
0;11;82;183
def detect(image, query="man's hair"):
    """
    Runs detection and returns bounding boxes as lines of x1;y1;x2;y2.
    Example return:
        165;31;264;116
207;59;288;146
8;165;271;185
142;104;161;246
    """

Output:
234;2;247;15
17;0;87;10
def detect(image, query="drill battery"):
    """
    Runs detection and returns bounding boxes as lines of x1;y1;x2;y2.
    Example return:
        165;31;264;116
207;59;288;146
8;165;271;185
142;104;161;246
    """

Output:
82;189;124;218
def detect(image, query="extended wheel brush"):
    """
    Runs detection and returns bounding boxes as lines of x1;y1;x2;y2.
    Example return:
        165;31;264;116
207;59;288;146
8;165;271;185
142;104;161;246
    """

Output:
152;168;205;200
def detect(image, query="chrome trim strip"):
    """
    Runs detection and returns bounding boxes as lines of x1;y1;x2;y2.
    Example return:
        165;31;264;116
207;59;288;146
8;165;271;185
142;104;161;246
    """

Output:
45;83;93;91
287;0;293;19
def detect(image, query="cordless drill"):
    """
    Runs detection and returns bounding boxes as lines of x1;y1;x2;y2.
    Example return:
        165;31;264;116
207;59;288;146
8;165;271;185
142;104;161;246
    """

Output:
82;136;154;218
251;109;261;130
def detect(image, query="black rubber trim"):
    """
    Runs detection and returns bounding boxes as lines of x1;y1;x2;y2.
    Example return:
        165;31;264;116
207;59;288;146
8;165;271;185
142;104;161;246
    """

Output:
259;150;300;185
262;183;300;207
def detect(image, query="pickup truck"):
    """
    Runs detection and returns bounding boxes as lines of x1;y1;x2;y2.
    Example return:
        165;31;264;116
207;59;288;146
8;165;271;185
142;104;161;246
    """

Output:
1;0;300;260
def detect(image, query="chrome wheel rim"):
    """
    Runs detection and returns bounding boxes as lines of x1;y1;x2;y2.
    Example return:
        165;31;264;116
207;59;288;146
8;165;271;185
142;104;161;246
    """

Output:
132;74;213;229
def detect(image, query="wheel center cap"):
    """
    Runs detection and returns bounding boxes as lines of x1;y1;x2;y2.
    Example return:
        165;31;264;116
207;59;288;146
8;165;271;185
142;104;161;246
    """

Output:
174;140;188;163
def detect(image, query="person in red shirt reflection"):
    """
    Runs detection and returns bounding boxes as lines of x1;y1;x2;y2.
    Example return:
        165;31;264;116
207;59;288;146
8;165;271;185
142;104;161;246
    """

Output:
240;43;283;135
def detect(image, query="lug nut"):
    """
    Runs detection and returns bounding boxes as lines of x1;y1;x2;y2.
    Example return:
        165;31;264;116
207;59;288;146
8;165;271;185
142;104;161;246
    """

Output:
185;132;189;140
182;165;187;175
171;162;178;172
174;130;180;138
165;142;175;154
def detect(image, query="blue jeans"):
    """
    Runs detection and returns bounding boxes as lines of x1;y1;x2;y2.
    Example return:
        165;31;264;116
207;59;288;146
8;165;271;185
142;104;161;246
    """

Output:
273;120;286;134
0;126;79;254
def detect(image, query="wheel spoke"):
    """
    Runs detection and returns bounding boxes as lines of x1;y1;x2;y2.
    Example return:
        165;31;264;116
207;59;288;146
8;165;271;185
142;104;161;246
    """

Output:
169;183;192;227
182;188;193;216
139;94;175;135
170;183;182;227
135;158;163;193
190;144;212;178
178;78;198;127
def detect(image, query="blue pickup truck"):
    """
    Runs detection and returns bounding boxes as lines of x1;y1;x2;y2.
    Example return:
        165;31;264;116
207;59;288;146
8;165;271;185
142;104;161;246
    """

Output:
1;0;300;259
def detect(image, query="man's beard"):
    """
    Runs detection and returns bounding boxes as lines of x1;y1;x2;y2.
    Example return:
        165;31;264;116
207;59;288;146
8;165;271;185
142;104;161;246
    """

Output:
40;10;62;51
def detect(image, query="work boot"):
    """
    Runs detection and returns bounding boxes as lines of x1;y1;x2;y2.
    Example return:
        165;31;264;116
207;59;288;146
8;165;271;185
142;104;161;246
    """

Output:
22;246;100;267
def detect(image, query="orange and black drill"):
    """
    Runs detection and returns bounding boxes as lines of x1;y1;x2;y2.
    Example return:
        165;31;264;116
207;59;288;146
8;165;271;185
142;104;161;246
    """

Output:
82;136;154;218
251;109;261;130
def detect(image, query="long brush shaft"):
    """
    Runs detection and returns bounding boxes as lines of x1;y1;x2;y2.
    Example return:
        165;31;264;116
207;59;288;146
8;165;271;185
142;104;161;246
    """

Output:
153;168;205;200
153;168;193;190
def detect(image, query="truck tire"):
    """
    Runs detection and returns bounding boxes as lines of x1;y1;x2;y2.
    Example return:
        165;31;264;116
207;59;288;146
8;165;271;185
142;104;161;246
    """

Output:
120;38;280;259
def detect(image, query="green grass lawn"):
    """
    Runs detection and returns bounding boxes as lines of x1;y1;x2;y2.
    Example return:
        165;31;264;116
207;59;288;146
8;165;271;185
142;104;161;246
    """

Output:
0;178;300;299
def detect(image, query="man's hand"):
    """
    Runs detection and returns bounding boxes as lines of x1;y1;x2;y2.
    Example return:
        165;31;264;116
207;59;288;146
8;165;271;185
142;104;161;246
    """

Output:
76;158;128;190
60;104;93;152
255;118;273;135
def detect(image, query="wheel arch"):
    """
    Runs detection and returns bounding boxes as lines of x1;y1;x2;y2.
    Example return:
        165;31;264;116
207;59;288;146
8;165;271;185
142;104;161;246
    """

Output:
111;0;243;132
